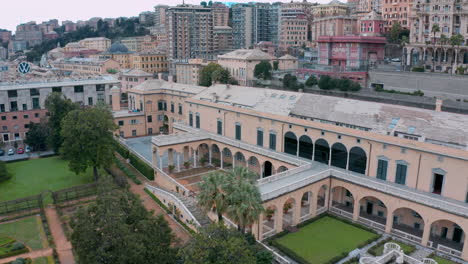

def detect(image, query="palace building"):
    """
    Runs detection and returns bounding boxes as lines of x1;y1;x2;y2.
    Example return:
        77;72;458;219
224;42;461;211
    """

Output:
112;80;468;262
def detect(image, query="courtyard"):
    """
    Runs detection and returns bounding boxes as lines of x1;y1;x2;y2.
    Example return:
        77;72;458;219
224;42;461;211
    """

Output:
272;216;380;264
0;157;94;202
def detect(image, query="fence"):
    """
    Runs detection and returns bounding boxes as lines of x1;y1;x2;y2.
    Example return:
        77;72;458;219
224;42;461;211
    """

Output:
51;183;99;205
0;194;42;217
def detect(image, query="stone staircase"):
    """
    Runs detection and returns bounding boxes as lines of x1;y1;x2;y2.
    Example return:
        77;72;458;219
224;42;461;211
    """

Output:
174;193;212;227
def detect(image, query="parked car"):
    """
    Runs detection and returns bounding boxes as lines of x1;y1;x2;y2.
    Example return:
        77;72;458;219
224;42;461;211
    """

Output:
7;149;14;155
25;146;31;153
391;58;401;62
17;147;24;154
0;149;4;156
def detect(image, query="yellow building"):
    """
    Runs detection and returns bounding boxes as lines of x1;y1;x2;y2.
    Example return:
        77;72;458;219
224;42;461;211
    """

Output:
130;50;168;74
91;42;133;69
78;37;111;52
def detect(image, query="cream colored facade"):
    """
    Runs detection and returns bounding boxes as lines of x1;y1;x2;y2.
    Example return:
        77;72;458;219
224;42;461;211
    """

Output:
174;59;208;85
131;50;168;74
78;37;111;52
311;1;350;18
51;58;120;74
113;80;468;261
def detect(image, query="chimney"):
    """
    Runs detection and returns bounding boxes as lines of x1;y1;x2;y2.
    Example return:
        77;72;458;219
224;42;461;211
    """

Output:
435;99;443;112
158;72;163;80
168;75;173;83
110;86;121;111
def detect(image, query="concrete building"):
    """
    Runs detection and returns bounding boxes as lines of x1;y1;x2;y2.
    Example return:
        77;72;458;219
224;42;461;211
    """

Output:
278;1;314;49
310;16;359;42
232;4;254;49
139;11;155;26
78;37;111;52
211;2;229;27
0;47;7;60
218;49;276;86
213;26;233;52
154;5;169;34
311;0;350;18
0;30;12;43
359;10;386;36
51;58;120;74
131;49;168;74
112;79;468;262
174;59;209;85
121;36;158;52
167;5;215;60
62;21;77;32
404;0;468;73
357;0;383;13
15;22;43;48
382;0;413;31
0;76;119;144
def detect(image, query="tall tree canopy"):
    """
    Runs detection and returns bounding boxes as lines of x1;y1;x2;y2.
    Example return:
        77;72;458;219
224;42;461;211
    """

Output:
0;161;12;183
45;93;78;152
199;63;231;87
60;106;117;180
25;121;49;151
254;61;273;80
70;184;176;264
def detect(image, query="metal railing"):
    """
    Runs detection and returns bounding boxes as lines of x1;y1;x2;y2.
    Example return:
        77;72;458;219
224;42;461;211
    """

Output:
256;163;313;185
145;183;200;227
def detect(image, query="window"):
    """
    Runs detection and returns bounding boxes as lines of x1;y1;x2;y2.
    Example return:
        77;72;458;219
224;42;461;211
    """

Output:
376;159;388;180
74;86;84;93
119;131;124;137
269;132;277;150
12;116;17;120
257;128;264;147
189;112;193;127
0;104;4;112
22;104;27;111
178;104;182;115
88;97;93;106
235;123;241;140
148;128;153;135
132;130;137;136
52;87;61;93
395;163;407;185
195;113;200;129
217;119;222;135
97;93;105;102
23;114;28;119
158;101;167;111
32;98;40;109
30;89;40;96
170;103;175;113
10;101;18;111
1;116;5;120
34;113;39;118
130;119;138;125
118;120;124;126
147;115;152;123
96;84;105;91
7;90;17;98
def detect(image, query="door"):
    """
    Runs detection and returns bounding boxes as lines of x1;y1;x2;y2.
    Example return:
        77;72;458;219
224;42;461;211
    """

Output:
366;202;374;215
264;161;272;178
432;173;444;195
441;227;448;239
452;227;463;243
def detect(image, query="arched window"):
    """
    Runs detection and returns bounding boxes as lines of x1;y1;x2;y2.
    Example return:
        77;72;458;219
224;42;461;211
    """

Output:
284;132;298;155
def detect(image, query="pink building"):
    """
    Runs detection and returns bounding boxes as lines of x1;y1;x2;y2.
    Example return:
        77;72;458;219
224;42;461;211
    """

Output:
359;11;385;36
0;30;12;43
119;69;154;93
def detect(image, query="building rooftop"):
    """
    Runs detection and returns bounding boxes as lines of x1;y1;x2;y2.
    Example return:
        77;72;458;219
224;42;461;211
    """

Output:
120;68;152;77
0;75;119;91
291;93;468;150
218;49;275;61
129;80;206;95
113;110;145;118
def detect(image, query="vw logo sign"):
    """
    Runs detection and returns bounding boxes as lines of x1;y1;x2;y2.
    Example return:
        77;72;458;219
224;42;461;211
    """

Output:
18;62;31;74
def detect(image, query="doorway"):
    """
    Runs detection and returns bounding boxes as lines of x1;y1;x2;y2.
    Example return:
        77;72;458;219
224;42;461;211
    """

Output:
432;173;444;195
366;202;374;215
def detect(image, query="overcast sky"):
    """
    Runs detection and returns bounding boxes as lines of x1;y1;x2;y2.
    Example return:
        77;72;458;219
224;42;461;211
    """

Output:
1;0;331;33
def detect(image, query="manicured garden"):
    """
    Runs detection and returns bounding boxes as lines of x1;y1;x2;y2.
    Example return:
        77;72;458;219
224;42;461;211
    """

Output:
429;255;460;264
0;216;49;259
0;157;94;202
367;238;416;256
271;215;380;264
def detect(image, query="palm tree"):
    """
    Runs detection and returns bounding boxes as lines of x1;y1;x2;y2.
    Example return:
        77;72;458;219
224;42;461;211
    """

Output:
226;181;264;233
431;23;440;71
449;34;464;73
439;34;449;66
197;171;228;222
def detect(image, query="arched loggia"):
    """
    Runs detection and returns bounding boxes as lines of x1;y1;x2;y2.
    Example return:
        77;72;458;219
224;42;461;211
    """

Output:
349;147;367;174
298;135;313;159
314;139;330;164
331;143;347;169
284;132;298;155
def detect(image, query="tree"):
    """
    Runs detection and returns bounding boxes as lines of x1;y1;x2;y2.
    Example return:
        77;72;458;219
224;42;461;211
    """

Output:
318;75;332;90
60;106;117;180
305;75;318;87
349;81;361;91
197;172;228;222
0;161;12;183
25;121;49;151
254;61;272;80
199;63;230;87
178;224;257;264
45;93;78;153
389;22;402;43
70;183;176;264
450;34;464;73
337;78;352;91
283;73;298;89
273;61;279;71
431;23;440;70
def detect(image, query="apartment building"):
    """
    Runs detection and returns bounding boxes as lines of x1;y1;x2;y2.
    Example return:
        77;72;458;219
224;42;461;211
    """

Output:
167;5;215;61
212;2;230;27
0;30;12;43
311;0;350;18
78;37;111;52
113;79;468;262
131;50;169;74
310;16;359;42
279;1;314;49
405;0;468;72
382;0;414;31
51;58;120;74
154;5;169;34
0;77;119;144
15;22;43;48
121;35;158;52
174;59;209;85
119;69;153;93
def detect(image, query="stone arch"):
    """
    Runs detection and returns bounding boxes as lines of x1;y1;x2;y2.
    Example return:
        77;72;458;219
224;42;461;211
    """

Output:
317;184;328;209
300;191;313;219
284;131;298;155
429;219;465;251
358;196;388;226
331;186;355;216
234;151;246;168
331;142;347;169
222;147;233;169
314;139;330;164
247;156;261;178
263;205;278;238
211;144;221;167
197;143;210;166
391;207;425;240
349;146;367;174
282;197;296;229
263;160;275;178
298;135;313;159
277;166;288;173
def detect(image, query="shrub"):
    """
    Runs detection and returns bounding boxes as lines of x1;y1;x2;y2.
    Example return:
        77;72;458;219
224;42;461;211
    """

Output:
318;75;332;90
128;152;154;180
0;160;12;183
11;242;25;251
349;81;361;91
305;75;318;87
411;66;425;72
256;250;274;264
11;258;27;264
337;78;352;91
114;158;142;185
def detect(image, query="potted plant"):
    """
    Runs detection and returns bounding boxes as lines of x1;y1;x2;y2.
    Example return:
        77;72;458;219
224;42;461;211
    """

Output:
168;165;175;173
266;208;275;221
283;202;292;214
200;157;208;166
183;161;191;169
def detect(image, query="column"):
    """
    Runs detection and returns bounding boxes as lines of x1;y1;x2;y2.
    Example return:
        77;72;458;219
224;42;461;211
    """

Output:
346;153;350;170
254;217;263;241
193;149;197;168
220;151;224;169
293;201;301;225
152;148;159;168
296;143;300;157
352;198;360;221
233;155;236;168
159;155;163;169
328;148;332;166
177;154;181;172
310;192;318;218
406;50;412;66
209;147;212;166
421;221;431;247
462;235;468;261
275;206;283;233
168;149;174;166
385;212;394;234
312;144;315;161
260;164;264;178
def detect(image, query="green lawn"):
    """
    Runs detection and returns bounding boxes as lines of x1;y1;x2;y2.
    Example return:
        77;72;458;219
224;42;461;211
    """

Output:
0;216;48;250
274;216;379;264
33;256;54;264
368;239;416;256
430;255;459;264
0;157;93;202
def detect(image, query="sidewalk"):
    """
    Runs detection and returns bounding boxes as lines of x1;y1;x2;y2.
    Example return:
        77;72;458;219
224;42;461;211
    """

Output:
45;207;75;264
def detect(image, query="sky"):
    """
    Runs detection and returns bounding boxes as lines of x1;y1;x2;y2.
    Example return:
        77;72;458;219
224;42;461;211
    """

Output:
1;0;331;33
